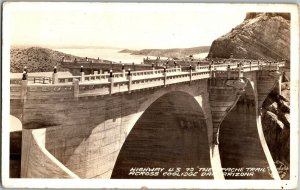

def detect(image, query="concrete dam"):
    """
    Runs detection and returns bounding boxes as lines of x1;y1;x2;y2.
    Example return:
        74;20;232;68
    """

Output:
10;58;284;179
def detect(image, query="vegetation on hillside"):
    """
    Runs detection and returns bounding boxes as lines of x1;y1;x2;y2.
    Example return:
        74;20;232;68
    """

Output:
10;47;105;73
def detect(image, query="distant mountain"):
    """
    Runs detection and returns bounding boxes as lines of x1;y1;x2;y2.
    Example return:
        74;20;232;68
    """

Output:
119;46;210;58
10;47;104;73
118;49;136;54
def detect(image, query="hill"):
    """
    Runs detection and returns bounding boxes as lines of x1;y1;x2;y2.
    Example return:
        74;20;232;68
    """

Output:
119;46;210;58
10;47;104;73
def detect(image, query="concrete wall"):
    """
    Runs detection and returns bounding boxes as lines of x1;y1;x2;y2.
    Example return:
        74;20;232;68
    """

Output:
257;70;279;108
21;128;79;178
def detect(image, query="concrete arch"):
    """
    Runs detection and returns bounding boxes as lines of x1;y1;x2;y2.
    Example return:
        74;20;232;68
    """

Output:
218;73;280;179
246;72;281;180
28;80;217;179
121;82;211;140
10;115;22;132
111;90;212;179
245;75;281;180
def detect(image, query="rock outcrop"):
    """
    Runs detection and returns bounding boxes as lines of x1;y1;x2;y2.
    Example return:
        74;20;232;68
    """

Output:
208;13;290;65
262;88;290;180
208;12;290;179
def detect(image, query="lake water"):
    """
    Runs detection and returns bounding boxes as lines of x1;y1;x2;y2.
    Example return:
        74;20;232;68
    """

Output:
55;48;208;64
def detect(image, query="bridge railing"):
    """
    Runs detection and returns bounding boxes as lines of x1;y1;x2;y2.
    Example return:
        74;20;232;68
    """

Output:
57;61;283;85
31;76;52;84
131;69;157;77
11;76;54;85
11;61;285;98
58;76;82;83
11;60;285;89
83;73;124;81
78;69;214;97
10;78;22;85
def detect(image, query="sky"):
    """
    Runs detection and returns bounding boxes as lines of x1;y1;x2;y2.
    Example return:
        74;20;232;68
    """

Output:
6;3;247;49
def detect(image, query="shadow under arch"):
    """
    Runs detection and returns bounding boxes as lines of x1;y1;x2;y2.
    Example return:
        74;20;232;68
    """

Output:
111;91;212;179
218;76;278;179
10;115;22;178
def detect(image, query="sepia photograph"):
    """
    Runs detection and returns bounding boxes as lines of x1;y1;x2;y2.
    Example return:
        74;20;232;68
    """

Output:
2;2;299;189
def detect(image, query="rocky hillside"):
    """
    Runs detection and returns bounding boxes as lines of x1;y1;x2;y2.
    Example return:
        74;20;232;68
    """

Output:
10;47;104;73
208;13;290;179
119;46;210;58
208;13;290;65
262;85;290;180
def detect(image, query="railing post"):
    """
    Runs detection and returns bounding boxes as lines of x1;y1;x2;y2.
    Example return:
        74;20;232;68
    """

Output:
52;66;58;84
80;65;85;82
73;79;79;99
163;66;167;87
24;66;28;74
21;71;28;102
122;64;125;78
238;63;243;79
227;65;231;79
259;60;262;70
109;70;114;94
189;65;192;84
211;61;215;78
152;63;155;74
127;69;132;92
276;62;279;71
249;61;252;71
209;62;212;76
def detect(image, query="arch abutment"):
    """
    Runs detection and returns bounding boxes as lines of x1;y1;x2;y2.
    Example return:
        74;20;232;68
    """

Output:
194;92;224;179
257;70;282;109
209;78;247;145
206;77;247;179
255;70;282;180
